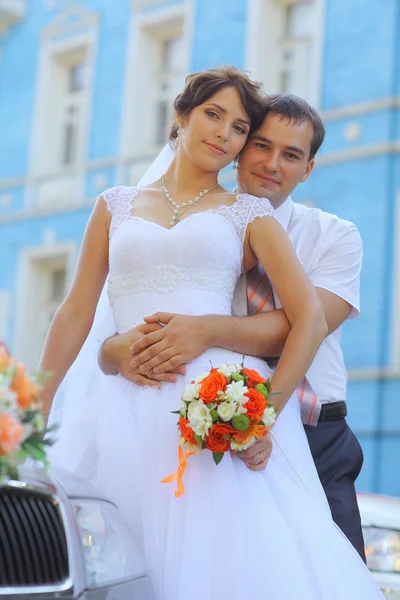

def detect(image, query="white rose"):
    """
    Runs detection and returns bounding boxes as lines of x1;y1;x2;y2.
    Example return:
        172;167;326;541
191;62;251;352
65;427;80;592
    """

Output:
217;401;236;422
193;373;209;384
262;406;276;427
224;380;248;403
179;400;188;417
188;401;212;437
217;363;240;378
182;382;200;403
0;388;17;413
180;439;202;455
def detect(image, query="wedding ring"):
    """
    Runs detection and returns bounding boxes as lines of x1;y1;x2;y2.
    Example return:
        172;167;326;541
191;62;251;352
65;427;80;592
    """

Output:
258;451;265;464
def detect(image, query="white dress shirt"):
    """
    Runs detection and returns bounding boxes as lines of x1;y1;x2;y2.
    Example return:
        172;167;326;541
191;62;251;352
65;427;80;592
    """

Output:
232;197;363;404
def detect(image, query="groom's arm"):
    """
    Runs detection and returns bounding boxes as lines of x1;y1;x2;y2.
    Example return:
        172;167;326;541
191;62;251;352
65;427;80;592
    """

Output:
130;291;352;375
130;224;362;375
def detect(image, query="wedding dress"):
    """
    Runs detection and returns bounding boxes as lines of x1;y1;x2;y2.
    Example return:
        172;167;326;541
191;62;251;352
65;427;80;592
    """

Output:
50;185;382;599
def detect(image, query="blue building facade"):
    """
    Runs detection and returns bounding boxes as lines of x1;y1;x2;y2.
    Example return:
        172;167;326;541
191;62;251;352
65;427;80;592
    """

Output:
0;0;399;494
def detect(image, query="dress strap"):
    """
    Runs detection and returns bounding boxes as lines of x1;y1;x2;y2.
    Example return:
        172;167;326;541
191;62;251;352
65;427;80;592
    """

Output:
215;193;277;247
102;186;139;237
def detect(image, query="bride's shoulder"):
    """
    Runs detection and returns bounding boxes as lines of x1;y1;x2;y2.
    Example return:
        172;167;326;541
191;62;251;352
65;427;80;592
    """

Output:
98;185;139;212
232;193;276;224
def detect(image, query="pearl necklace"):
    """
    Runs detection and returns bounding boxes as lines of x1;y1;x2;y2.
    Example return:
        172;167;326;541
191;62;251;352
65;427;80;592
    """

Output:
161;176;219;226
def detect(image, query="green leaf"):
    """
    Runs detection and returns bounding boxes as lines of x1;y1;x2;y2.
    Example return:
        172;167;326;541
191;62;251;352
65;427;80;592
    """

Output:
265;379;271;394
232;414;250;431
7;466;19;481
231;372;245;382
210;409;219;422
268;391;282;397
194;434;204;447
22;442;46;462
171;410;181;415
213;452;224;466
255;383;268;397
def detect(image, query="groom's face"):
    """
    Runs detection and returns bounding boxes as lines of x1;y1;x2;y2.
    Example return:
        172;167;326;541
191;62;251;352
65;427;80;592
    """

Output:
236;113;315;208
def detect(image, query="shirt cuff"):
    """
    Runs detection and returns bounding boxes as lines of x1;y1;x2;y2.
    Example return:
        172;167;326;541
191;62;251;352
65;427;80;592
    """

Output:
310;276;360;319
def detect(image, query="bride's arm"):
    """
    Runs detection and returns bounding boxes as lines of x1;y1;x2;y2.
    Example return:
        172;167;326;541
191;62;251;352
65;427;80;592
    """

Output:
39;197;110;419
247;215;327;413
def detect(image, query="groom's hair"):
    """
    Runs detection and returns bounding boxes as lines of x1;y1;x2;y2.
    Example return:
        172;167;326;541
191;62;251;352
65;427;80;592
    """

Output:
169;66;267;145
264;94;325;161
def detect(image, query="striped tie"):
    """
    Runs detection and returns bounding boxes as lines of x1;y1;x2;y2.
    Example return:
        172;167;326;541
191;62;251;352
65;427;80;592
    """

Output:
247;264;321;426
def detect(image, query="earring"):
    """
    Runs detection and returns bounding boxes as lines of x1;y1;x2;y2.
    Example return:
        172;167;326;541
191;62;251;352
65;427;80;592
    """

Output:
233;162;237;170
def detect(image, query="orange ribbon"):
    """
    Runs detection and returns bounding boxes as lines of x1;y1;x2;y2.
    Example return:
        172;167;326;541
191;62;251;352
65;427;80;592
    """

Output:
161;445;195;497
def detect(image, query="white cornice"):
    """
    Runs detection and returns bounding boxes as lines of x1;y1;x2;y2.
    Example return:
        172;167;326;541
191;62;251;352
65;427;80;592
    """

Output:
0;200;95;224
43;3;99;40
347;368;400;381
321;97;400;122
317;141;400;166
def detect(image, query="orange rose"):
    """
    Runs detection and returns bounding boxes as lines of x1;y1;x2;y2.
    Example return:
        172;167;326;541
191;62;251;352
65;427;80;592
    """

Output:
244;388;267;420
205;423;236;453
179;416;197;447
11;365;38;410
233;420;269;446
199;372;228;404
0;413;24;456
242;367;266;387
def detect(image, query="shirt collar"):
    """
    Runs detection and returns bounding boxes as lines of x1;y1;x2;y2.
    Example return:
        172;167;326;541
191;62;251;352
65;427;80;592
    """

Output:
274;196;293;231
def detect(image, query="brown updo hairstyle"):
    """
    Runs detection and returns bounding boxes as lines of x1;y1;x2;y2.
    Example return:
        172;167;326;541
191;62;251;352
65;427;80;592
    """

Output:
169;66;266;146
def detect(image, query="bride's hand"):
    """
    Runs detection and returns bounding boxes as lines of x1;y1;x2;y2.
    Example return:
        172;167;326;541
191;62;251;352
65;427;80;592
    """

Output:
99;324;185;387
129;313;214;374
233;434;273;471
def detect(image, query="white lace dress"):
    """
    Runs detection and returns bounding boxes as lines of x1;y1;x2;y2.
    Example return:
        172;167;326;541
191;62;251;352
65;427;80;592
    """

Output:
51;186;382;600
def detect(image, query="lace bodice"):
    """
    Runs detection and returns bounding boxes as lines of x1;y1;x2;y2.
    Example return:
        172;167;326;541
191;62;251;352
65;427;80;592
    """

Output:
102;186;275;332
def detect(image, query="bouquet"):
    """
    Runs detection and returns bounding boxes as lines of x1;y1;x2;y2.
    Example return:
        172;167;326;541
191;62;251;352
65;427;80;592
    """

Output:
0;343;56;482
161;361;278;496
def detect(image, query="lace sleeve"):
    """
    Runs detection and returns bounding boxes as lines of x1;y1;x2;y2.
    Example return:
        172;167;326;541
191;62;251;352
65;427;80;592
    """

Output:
216;193;277;247
101;186;138;237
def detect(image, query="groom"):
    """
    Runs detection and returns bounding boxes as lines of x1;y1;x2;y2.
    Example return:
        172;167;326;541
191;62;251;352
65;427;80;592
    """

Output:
98;94;366;560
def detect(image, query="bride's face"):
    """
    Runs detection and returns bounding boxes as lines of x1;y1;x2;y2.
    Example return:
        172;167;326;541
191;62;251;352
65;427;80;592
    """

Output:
177;86;251;172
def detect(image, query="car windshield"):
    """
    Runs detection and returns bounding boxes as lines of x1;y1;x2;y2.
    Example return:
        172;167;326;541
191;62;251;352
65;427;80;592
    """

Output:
363;526;400;573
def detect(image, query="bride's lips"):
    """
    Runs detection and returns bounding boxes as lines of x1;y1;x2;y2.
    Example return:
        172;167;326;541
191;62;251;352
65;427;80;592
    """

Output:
253;173;280;185
204;141;227;155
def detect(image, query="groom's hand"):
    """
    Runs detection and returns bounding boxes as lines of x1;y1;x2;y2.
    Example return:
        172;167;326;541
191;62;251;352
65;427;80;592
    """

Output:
99;324;185;387
129;313;214;374
235;434;273;471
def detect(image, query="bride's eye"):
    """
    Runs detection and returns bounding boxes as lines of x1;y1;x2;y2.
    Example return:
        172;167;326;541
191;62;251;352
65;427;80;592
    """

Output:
206;110;219;119
233;124;246;135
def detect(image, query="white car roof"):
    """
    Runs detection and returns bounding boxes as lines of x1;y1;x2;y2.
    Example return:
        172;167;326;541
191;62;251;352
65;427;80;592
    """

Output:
358;492;400;530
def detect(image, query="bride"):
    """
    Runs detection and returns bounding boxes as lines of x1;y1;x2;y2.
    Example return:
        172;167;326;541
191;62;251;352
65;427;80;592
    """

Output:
40;66;382;599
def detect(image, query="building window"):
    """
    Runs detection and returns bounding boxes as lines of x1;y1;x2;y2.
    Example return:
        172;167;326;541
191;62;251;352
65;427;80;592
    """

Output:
36;261;67;357
31;37;93;179
121;5;190;162
279;1;315;98
246;0;323;108
154;34;184;145
15;244;74;369
61;58;87;166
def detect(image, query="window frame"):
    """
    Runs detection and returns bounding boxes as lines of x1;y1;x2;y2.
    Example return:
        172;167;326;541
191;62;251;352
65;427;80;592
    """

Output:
245;0;324;109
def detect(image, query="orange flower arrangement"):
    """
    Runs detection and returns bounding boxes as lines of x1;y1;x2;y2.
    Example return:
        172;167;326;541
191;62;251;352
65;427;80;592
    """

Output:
162;359;278;497
0;343;55;482
199;371;228;404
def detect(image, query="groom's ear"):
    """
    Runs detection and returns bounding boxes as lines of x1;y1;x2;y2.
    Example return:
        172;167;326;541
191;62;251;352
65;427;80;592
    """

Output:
300;159;315;183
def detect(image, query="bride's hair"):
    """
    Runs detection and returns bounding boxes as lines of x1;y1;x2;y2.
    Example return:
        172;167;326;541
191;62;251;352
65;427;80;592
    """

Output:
169;66;266;146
